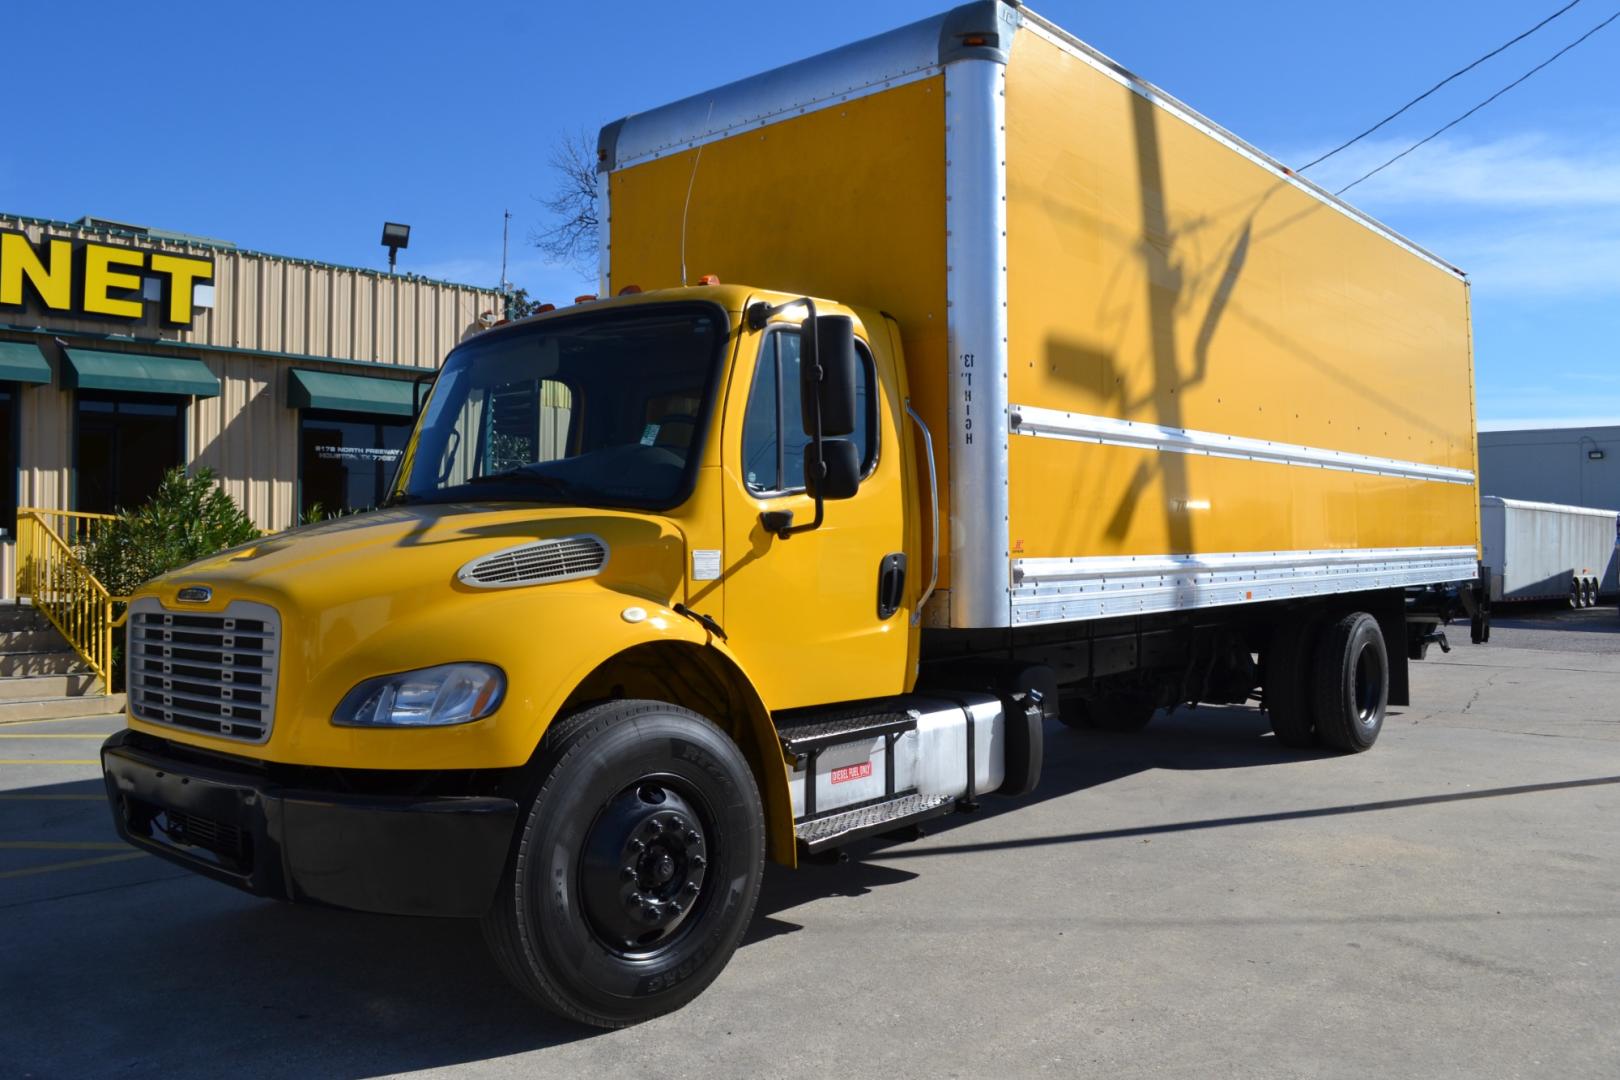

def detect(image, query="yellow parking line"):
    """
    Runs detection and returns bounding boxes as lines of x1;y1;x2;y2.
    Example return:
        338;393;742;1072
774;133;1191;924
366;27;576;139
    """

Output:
0;794;103;801
0;851;145;880
0;841;127;851
0;734;108;739
0;715;123;727
0;759;98;765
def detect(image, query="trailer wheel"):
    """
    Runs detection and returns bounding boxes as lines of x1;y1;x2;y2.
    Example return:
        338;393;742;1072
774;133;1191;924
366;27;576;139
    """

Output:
1569;580;1582;609
1584;578;1598;608
1264;617;1319;748
1057;693;1155;731
1311;612;1389;753
482;699;764;1028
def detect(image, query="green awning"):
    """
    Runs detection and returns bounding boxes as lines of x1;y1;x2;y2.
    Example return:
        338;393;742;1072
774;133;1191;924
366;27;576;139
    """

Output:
62;347;220;398
287;367;416;417
0;340;51;384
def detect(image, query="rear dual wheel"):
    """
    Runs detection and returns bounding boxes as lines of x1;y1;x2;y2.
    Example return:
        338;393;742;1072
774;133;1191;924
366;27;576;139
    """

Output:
482;699;765;1028
1265;610;1388;753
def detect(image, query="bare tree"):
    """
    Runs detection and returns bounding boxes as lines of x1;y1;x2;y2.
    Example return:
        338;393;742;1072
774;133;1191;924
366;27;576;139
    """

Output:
533;130;599;277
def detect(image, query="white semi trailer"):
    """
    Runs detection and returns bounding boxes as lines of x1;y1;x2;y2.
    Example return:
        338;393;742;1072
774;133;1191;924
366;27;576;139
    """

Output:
1480;497;1617;606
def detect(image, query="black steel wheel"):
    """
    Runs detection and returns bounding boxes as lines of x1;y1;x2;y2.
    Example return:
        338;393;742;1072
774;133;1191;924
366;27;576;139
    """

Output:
1311;611;1389;753
482;699;764;1028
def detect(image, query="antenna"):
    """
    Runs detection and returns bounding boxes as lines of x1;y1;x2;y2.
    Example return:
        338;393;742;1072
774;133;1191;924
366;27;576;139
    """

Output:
500;209;512;320
680;101;716;288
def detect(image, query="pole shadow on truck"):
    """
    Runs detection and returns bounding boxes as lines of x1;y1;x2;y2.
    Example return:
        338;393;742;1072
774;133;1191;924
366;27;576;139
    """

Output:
98;2;1490;1029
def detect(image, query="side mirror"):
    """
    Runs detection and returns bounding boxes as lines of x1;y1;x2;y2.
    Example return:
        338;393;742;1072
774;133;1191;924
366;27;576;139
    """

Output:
800;314;858;438
805;438;861;500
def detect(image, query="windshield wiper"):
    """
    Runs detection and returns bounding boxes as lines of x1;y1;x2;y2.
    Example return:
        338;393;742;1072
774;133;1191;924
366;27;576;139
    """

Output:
465;469;575;496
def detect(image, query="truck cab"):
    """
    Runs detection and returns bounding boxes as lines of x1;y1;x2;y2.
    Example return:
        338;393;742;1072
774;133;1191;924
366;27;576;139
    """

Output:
103;285;982;1026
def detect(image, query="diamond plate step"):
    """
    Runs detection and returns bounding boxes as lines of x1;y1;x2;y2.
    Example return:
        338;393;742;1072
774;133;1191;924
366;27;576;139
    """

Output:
776;699;916;759
794;792;955;854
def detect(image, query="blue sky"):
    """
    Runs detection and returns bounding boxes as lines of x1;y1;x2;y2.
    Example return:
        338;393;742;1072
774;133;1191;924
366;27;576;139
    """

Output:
8;2;1616;429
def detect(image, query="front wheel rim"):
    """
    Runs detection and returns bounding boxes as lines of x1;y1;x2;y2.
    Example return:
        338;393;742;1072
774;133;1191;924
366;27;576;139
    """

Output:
578;775;713;958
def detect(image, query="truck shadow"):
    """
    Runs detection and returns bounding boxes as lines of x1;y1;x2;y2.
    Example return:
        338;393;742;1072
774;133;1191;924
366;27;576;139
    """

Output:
16;707;1616;1075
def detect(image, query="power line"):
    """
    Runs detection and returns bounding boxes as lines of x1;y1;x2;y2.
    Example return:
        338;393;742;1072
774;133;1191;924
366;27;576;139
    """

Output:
1335;8;1620;196
1299;0;1585;172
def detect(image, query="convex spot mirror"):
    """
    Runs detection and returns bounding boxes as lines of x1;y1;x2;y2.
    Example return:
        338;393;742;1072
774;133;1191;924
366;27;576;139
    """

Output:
805;438;861;500
799;314;858;438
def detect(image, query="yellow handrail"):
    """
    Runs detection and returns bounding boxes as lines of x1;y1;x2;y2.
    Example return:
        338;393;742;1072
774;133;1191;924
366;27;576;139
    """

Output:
14;508;129;688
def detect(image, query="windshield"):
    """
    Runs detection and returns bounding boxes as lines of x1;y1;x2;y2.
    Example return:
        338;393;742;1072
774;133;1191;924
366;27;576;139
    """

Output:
395;303;726;509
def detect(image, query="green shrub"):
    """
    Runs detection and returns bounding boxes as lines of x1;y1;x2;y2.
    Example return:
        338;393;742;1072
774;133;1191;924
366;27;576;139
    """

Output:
83;467;262;597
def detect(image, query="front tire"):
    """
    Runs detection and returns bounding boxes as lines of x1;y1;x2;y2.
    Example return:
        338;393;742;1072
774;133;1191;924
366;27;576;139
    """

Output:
482;699;765;1028
1311;612;1389;753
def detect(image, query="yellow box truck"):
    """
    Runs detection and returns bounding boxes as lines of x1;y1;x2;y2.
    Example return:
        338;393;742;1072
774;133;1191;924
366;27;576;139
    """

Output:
102;2;1485;1027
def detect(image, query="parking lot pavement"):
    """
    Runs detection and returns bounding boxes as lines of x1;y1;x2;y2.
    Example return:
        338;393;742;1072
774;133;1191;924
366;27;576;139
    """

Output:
3;616;1616;1080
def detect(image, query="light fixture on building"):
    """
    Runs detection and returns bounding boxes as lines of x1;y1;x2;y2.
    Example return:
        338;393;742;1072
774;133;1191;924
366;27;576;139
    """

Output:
381;222;411;274
1589;449;1606;460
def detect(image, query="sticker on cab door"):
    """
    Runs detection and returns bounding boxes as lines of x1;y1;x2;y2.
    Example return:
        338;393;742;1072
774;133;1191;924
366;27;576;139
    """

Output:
692;549;721;580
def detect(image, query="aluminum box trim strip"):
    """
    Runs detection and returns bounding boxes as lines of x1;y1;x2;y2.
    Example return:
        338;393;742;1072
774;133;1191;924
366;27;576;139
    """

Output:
1009;404;1476;485
1010;545;1479;625
944;55;1015;628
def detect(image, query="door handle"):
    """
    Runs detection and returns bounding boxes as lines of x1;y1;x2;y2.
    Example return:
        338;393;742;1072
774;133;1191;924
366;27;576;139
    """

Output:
904;399;938;625
877;552;907;620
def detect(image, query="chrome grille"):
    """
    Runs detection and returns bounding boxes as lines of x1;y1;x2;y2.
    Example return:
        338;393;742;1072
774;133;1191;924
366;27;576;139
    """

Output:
126;598;281;744
457;535;609;588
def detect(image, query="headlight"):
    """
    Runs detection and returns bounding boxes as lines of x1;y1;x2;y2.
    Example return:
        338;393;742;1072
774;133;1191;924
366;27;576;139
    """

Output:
332;663;505;727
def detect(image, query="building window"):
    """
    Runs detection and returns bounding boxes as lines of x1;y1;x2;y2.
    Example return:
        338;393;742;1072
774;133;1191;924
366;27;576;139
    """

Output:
299;411;412;518
0;388;16;537
76;394;185;514
740;330;875;494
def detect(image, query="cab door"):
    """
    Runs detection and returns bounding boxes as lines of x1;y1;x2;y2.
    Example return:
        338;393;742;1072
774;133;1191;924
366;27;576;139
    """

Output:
719;315;912;711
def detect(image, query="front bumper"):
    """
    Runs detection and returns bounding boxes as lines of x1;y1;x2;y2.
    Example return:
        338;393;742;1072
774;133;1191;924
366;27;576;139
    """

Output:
101;730;518;918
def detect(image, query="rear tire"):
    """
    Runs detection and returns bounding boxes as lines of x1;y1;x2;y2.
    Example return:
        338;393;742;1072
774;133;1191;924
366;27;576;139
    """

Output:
1311;612;1389;753
482;699;765;1028
1265;616;1319;748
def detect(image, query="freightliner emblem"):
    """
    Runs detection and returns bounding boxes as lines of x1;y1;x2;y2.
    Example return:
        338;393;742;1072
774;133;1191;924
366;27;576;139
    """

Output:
176;586;213;603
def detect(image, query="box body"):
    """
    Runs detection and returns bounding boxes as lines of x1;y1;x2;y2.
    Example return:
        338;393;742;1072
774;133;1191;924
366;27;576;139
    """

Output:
600;2;1481;629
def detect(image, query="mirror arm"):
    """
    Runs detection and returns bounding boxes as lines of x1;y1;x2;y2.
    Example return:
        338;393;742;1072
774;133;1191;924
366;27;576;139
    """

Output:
769;297;828;539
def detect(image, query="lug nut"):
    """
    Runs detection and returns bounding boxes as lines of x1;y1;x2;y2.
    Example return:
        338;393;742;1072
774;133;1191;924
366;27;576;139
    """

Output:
627;838;644;852
684;880;700;894
690;855;705;870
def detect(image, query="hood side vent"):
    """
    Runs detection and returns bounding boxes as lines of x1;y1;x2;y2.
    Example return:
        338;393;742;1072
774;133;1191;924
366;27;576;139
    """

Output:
458;534;609;588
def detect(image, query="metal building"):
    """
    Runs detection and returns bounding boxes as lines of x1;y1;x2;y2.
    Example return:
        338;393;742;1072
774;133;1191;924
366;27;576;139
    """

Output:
0;213;501;597
1478;425;1620;591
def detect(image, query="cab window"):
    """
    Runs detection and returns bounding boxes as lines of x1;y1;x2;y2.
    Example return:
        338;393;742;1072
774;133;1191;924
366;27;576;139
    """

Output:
741;329;875;495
